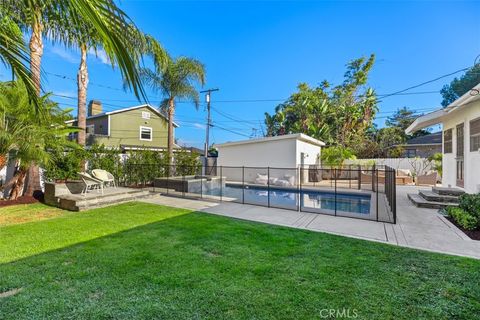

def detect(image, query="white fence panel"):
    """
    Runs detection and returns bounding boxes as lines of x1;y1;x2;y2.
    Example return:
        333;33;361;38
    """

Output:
344;158;434;175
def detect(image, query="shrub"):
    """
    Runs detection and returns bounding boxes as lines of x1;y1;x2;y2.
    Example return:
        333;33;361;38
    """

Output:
458;194;480;218
86;144;124;183
43;147;85;182
447;207;479;230
175;150;201;176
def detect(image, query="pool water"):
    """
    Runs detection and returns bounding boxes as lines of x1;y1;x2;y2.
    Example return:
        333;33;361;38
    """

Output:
209;185;371;214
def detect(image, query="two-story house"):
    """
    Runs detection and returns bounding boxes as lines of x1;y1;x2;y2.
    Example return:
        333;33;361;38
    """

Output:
67;100;178;151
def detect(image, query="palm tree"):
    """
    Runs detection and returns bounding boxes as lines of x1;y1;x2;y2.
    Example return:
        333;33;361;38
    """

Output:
0;16;38;105
67;24;168;147
1;0;151;194
139;56;206;162
0;81;76;199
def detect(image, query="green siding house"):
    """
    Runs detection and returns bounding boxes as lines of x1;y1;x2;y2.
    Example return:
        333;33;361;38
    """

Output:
67;100;178;151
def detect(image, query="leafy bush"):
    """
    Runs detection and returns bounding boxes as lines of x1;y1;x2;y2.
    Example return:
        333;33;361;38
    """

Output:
428;153;442;176
43;147;85;182
320;146;356;168
458;194;480;218
123;148;169;186
86;144;124;182
447;207;479;230
175;150;201;176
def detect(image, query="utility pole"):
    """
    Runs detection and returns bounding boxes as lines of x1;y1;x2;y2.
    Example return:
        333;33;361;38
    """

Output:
200;88;219;158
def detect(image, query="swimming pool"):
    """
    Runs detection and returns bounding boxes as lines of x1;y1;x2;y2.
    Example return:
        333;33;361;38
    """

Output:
208;185;371;215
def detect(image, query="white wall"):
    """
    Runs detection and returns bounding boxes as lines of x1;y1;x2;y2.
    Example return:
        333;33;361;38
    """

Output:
217;138;321;183
442;101;480;193
344;158;434;174
296;140;321;166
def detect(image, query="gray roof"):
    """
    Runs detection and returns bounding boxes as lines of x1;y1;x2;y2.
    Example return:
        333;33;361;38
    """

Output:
405;132;442;145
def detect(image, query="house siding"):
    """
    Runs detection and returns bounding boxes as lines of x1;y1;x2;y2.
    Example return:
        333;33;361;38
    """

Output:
442;100;480;193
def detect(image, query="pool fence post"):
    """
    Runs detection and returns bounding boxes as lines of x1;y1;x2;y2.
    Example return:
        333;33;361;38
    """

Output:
220;166;223;202
297;166;300;212
267;167;270;208
376;166;379;222
166;165;169;195
299;166;303;212
334;168;337;216
242;166;245;204
200;165;203;199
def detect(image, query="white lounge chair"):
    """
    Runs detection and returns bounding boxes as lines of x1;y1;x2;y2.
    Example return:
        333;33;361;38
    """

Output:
78;172;103;194
91;169;116;188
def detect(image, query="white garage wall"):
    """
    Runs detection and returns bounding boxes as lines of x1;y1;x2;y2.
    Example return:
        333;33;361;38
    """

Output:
442;101;480;193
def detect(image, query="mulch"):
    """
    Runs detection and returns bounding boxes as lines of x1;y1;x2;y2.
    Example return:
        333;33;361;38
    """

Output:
0;195;42;208
446;217;480;241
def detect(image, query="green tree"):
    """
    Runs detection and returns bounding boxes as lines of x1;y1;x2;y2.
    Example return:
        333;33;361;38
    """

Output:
2;0;152;194
264;55;378;148
440;64;480;107
139;56;206;162
320;146;356;168
0;81;76;199
385;107;430;138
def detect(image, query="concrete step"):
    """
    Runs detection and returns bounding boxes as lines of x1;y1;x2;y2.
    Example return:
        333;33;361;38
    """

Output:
407;193;459;209
432;186;465;197
419;190;460;203
58;189;154;211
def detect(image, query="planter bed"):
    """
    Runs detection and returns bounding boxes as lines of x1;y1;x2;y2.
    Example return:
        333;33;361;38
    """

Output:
446;216;480;241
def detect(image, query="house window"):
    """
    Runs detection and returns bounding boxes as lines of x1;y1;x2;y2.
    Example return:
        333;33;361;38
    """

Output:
142;111;151;119
139;126;152;141
404;149;416;158
470;117;480;152
456;123;464;157
444;129;452;153
86;124;95;135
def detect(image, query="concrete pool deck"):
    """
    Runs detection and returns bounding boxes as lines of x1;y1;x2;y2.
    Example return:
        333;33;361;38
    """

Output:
141;185;480;259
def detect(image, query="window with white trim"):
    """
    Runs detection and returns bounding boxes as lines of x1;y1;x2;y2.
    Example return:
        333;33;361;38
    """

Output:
86;124;95;135
444;129;452;153
142;111;151;119
470;117;480;152
139;126;152;141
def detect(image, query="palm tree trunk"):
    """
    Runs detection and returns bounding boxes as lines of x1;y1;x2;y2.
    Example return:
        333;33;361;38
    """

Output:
167;98;175;165
24;9;43;196
77;44;89;148
29;11;43;95
0;154;6;173
8;167;27;201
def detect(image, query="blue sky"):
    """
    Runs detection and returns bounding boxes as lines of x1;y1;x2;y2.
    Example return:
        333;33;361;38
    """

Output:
1;0;479;148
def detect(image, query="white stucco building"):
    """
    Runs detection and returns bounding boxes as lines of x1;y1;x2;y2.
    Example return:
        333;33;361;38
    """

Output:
406;83;480;193
216;133;325;168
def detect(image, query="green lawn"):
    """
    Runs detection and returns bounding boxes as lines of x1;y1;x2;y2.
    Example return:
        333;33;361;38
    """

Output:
0;202;479;319
0;203;67;227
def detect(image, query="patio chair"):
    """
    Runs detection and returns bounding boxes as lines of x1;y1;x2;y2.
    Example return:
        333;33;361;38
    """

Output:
416;171;438;186
78;172;103;194
91;169;117;188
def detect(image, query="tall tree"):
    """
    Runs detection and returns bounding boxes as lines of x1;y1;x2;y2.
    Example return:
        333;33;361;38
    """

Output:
385;107;430;138
440;64;480;107
139;56;206;162
0;81;75;199
264;55;378;147
2;0;151;194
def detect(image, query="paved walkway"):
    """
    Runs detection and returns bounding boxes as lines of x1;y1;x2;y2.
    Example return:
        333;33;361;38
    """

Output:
141;186;480;259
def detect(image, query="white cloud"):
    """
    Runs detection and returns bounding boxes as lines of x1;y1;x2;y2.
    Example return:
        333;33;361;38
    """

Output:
193;123;206;130
50;46;77;63
88;48;110;65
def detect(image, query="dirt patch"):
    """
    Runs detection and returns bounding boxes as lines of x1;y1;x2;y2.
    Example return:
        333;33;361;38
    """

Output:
446;217;480;241
0;196;40;208
0;288;23;298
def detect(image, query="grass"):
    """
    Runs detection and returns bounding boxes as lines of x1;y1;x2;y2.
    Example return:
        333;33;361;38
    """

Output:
0;203;68;227
0;202;479;319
